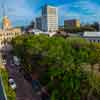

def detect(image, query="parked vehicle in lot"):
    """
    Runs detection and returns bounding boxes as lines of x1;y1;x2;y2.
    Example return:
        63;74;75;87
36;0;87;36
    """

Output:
8;78;16;90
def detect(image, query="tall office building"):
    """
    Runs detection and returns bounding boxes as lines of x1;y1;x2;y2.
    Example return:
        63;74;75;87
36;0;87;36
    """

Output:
42;5;58;32
36;17;42;30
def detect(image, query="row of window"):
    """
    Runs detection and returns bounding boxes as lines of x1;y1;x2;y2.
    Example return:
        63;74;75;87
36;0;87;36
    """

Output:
6;32;18;35
0;41;10;45
0;37;13;45
0;42;11;45
89;39;100;43
0;32;19;36
0;36;14;40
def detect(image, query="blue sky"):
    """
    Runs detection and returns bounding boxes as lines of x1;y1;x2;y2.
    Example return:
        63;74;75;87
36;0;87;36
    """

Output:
0;0;100;26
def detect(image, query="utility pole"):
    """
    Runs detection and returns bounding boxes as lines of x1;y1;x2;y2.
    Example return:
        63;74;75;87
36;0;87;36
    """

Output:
1;0;6;30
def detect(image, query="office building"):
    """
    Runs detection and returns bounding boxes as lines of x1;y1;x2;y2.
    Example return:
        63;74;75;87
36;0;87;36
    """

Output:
36;17;42;30
64;19;80;28
41;5;58;32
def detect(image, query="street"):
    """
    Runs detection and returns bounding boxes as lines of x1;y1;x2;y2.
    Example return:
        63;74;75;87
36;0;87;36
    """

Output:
5;54;41;100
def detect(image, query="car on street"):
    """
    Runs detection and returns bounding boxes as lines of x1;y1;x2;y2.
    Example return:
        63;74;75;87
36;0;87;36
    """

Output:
10;60;15;66
2;59;6;65
8;78;16;90
13;56;20;66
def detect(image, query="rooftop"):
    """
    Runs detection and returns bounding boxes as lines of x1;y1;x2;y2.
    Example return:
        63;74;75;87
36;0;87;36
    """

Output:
83;32;100;37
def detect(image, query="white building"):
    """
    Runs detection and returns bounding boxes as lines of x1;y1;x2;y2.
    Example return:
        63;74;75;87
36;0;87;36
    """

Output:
41;5;58;32
28;29;43;35
28;28;57;36
83;32;100;43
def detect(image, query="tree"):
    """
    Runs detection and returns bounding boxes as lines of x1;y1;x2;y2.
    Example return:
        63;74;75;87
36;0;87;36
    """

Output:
91;22;100;31
11;35;100;100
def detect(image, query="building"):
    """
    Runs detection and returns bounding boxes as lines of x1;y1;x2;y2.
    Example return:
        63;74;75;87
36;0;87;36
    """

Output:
25;21;35;32
82;32;100;43
64;19;80;28
36;17;42;30
0;16;22;51
41;5;58;32
92;22;100;31
28;29;43;35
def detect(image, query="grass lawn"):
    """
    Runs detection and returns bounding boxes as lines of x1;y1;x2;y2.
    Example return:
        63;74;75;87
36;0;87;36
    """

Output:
0;68;16;100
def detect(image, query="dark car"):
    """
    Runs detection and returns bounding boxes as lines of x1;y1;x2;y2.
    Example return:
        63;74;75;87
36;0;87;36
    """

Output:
32;80;50;100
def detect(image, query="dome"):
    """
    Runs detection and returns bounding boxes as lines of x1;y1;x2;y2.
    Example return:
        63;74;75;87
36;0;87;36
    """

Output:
2;16;12;29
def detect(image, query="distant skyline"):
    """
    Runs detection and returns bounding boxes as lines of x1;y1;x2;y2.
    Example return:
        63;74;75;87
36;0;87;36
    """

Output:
0;0;100;27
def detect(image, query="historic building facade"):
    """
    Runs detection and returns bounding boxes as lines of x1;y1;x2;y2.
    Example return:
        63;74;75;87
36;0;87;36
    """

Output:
0;16;21;51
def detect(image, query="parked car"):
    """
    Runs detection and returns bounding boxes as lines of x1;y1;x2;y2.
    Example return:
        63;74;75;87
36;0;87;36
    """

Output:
2;59;6;65
10;60;15;66
13;56;20;66
32;80;50;100
8;78;16;90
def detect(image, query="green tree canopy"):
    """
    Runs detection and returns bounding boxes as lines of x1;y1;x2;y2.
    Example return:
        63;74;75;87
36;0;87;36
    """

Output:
11;35;100;100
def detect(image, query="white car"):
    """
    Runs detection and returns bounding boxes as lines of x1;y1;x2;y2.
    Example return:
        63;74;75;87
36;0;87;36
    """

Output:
8;78;16;90
2;59;6;65
13;56;20;66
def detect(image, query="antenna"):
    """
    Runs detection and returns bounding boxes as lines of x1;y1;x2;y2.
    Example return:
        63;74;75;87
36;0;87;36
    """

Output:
2;2;5;17
1;0;6;29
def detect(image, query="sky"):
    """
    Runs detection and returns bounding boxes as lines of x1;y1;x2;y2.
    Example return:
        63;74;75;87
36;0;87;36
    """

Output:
0;0;100;27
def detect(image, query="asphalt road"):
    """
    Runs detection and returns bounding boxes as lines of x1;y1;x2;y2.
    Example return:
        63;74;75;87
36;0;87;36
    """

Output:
0;77;6;100
6;54;41;100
